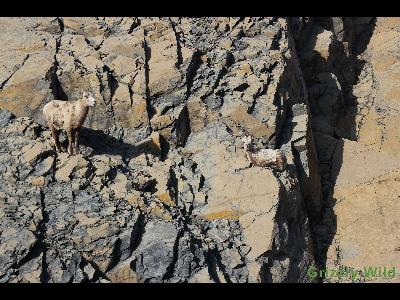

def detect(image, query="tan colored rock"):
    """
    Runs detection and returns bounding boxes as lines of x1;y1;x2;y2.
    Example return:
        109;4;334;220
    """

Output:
78;55;104;72
186;98;219;133
106;55;139;78
109;173;128;200
204;167;280;261
144;22;193;96
107;261;139;283
235;62;253;77
101;34;144;59
194;192;207;205
185;128;280;264
188;268;214;283
21;140;52;165
92;155;112;176
0;118;38;138
126;191;142;206
150;113;174;130
31;176;45;187
148;202;173;221
63;17;105;37
85;222;111;243
312;29;333;60
55;154;89;182
223;105;276;139
74;212;100;227
0;52;54;121
219;38;233;50
157;191;175;207
112;84;131;107
128;153;148;167
325;17;400;282
114;93;148;129
149;131;163;154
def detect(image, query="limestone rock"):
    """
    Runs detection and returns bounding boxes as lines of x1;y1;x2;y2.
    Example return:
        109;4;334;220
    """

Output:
55;154;90;182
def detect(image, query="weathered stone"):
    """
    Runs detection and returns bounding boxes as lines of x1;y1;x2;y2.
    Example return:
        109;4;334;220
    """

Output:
0;109;15;128
21;140;53;165
55;154;89;182
107;261;139;283
132;220;179;282
0;228;37;277
31;176;45;186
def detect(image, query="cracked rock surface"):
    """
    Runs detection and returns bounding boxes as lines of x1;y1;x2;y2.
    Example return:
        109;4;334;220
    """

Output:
0;17;395;283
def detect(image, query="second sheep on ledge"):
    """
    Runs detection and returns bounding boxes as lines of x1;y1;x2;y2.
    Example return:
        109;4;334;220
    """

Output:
242;136;287;172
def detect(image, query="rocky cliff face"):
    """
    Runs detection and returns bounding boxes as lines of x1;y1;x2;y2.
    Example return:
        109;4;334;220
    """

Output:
289;17;400;282
0;17;396;283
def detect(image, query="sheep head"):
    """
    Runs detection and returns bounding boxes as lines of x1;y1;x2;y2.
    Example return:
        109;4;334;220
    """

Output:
82;92;97;107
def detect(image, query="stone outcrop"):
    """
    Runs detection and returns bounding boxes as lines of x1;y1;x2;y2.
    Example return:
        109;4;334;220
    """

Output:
322;18;400;283
1;17;396;283
289;17;400;283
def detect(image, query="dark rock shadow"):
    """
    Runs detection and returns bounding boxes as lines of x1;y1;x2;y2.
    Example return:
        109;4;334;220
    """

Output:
294;17;376;280
78;127;167;163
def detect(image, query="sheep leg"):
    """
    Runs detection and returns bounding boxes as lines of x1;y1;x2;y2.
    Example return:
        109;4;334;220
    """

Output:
74;129;80;155
49;122;62;153
66;129;74;155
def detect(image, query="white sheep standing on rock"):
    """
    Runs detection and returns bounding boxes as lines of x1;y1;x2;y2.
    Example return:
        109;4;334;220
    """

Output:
242;136;287;172
43;91;96;155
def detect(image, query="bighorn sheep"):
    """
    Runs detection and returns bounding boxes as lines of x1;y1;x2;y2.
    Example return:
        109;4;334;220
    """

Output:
43;92;96;155
242;136;287;171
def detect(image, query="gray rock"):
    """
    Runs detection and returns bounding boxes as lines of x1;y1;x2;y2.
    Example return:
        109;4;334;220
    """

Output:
132;219;180;282
0;109;15;128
